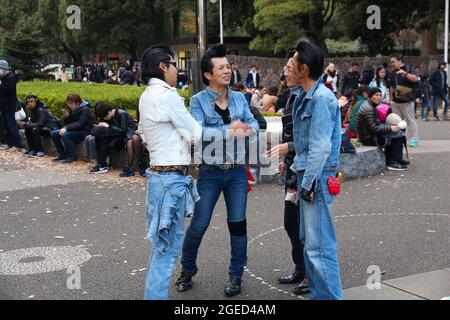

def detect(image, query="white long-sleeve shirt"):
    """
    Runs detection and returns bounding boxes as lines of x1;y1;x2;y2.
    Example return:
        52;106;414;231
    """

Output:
139;78;201;166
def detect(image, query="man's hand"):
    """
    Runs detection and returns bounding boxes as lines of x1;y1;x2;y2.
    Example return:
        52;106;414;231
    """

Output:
279;162;286;177
18;121;26;129
391;125;400;133
300;180;316;203
268;143;288;159
62;110;70;119
98;122;109;128
229;120;251;136
300;189;315;203
396;69;408;77
59;128;67;137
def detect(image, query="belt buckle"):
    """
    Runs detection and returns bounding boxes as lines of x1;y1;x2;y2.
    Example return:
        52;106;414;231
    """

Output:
180;166;189;176
223;162;233;170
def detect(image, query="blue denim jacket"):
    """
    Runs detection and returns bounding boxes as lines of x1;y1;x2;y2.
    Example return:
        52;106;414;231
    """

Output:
146;172;200;255
189;87;260;164
292;78;341;191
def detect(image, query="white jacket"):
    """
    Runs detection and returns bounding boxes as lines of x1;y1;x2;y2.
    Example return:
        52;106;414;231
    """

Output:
139;78;201;166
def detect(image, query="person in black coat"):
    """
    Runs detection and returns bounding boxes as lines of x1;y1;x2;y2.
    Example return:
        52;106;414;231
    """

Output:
19;94;61;157
341;62;361;96
90;102;135;174
230;63;242;87
429;61;449;120
361;64;375;86
356;87;408;171
0;60;22;150
267;58;309;296
51;93;94;163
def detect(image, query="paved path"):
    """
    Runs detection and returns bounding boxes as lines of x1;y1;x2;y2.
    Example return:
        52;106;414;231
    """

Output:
0;119;449;300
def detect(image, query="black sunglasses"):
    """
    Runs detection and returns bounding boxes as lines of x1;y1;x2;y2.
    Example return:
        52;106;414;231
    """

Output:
165;61;177;68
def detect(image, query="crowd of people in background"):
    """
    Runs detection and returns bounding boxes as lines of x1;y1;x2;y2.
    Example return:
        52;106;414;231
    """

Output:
2;41;450;302
71;62;141;86
227;53;449;172
2;52;450;177
0;59;149;178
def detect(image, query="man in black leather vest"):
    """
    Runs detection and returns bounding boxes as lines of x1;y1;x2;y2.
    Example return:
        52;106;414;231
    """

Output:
268;58;309;295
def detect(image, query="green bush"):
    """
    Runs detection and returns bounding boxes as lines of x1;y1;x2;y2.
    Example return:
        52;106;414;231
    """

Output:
16;82;282;120
17;81;145;118
17;81;193;119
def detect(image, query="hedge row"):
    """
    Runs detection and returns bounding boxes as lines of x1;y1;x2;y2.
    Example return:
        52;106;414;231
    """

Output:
16;81;280;119
17;81;193;119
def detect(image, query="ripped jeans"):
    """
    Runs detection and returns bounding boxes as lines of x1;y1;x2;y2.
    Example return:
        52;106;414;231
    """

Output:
144;171;199;300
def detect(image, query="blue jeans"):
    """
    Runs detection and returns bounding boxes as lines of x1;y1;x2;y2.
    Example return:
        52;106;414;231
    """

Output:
181;165;248;279
144;171;199;300
1;111;21;148
297;170;343;300
421;96;434;119
433;92;449;116
51;130;86;159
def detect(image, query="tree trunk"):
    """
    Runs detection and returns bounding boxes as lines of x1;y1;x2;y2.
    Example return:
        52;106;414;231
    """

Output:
308;12;329;56
421;24;439;56
173;11;181;39
62;43;83;65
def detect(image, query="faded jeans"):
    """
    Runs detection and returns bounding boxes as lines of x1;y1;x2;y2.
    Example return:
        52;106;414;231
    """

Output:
297;170;343;300
144;171;199;300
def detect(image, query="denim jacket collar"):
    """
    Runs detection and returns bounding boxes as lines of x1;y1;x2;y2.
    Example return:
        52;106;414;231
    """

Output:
205;85;238;115
205;85;231;101
305;78;324;100
291;85;302;96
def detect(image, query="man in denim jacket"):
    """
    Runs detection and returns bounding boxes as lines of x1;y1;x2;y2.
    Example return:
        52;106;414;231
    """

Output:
139;45;202;300
291;41;343;300
177;44;259;297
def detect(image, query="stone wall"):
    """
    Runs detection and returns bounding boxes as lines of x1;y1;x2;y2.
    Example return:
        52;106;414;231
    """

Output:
228;54;447;90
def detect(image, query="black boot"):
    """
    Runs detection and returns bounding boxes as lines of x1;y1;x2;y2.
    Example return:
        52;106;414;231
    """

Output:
292;279;311;295
224;278;242;297
278;271;303;285
175;267;198;293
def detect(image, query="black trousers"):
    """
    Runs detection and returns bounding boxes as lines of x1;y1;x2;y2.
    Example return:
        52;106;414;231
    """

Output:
95;136;125;167
284;162;306;276
362;135;404;164
25;127;51;152
384;137;404;164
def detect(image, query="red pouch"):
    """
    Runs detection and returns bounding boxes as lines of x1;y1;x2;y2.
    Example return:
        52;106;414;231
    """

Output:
327;176;341;196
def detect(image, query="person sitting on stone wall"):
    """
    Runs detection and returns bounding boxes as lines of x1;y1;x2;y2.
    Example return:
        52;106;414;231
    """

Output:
89;102;135;174
51;93;94;164
19;94;61;158
356;87;409;171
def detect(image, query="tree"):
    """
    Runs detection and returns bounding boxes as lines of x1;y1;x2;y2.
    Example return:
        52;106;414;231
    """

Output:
339;0;445;56
35;0;170;64
207;0;256;38
250;0;337;55
3;16;45;80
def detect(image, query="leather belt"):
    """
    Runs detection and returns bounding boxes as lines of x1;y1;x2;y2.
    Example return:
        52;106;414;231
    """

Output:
150;165;189;176
203;163;244;170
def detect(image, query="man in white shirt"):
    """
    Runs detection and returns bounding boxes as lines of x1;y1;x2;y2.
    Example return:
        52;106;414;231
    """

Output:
139;44;202;300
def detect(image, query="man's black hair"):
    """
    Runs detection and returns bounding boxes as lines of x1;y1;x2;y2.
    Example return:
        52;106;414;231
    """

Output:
350;62;360;67
295;41;324;81
25;93;39;101
141;44;175;84
390;53;404;62
201;43;227;86
95;102;113;120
